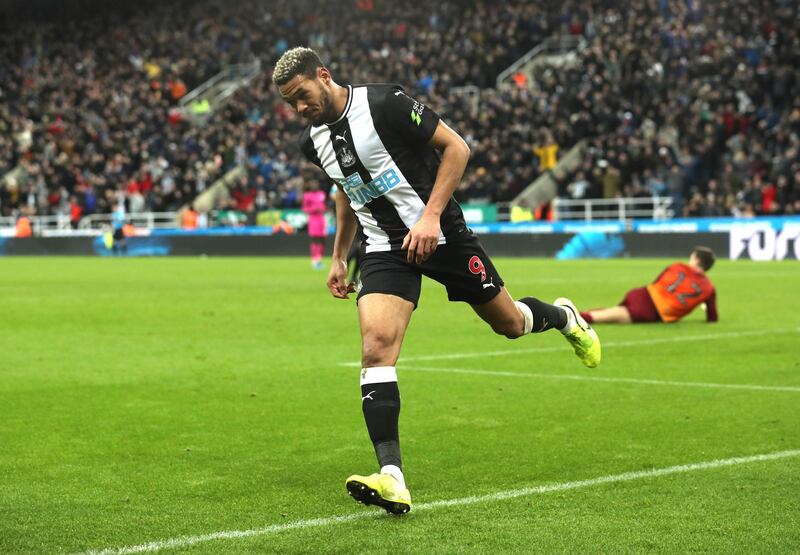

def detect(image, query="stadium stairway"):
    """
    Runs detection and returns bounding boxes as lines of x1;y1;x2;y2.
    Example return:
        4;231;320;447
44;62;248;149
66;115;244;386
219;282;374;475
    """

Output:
177;59;261;126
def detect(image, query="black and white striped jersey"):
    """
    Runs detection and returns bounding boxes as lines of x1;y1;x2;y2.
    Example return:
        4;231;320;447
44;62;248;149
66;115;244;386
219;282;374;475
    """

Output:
299;83;466;253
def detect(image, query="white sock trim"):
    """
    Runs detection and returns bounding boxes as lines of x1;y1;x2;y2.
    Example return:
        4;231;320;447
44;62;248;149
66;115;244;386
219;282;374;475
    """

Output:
558;305;577;334
380;464;406;489
514;301;533;335
360;366;397;386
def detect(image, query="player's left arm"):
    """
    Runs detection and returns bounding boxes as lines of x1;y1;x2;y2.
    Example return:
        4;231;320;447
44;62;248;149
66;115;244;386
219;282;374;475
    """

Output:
704;290;718;322
402;120;470;263
327;187;358;299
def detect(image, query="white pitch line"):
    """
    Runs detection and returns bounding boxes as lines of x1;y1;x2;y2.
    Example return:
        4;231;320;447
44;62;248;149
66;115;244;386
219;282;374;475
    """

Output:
401;365;800;393
80;449;800;555
338;328;799;367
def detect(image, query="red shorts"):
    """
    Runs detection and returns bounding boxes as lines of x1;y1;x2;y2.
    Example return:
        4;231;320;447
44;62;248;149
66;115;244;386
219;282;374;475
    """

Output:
620;287;661;323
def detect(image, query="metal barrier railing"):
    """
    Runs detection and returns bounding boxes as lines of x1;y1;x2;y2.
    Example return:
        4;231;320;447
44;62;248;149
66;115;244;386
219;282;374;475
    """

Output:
78;212;180;230
496;36;587;87
552;197;674;221
0;212;180;235
0;198;674;236
179;59;261;107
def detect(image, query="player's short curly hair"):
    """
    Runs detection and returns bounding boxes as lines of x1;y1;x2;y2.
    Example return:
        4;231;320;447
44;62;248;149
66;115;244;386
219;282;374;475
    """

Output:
272;47;324;86
692;246;715;271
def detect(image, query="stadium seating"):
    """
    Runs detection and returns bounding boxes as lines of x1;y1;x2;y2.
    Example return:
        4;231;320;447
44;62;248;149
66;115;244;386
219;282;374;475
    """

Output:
0;0;797;225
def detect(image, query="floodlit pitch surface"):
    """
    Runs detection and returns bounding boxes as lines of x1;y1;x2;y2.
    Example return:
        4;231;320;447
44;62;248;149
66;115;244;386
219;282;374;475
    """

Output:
1;257;798;554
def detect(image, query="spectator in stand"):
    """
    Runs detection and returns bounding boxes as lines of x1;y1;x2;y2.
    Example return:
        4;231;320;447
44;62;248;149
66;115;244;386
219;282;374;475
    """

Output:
15;212;32;237
69;195;82;229
533;130;559;172
181;205;198;230
231;176;256;213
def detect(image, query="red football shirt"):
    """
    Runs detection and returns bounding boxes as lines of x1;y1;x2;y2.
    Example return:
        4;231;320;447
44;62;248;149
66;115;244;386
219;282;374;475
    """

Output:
647;263;717;322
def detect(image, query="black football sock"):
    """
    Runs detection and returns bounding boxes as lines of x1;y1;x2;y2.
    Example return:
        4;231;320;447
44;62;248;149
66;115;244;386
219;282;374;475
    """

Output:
517;297;568;332
360;367;402;470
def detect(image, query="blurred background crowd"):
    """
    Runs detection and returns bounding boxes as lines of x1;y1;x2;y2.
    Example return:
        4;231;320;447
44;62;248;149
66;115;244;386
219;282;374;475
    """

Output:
0;0;797;224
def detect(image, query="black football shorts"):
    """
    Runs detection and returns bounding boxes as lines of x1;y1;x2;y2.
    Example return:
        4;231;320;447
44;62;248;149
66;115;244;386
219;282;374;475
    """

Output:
356;227;504;307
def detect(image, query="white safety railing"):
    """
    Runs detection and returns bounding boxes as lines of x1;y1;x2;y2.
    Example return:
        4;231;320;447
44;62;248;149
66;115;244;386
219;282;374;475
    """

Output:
552;197;674;221
178;59;261;120
0;199;674;236
0;213;75;236
179;59;261;107
78;212;180;230
0;211;180;236
496;36;587;87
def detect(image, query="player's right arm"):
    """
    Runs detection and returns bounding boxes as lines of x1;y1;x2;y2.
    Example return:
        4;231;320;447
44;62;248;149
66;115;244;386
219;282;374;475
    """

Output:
327;186;358;299
704;290;718;323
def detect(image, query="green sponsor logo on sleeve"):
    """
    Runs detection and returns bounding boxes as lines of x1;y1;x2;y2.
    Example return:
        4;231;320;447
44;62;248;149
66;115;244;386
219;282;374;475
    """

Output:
410;110;421;126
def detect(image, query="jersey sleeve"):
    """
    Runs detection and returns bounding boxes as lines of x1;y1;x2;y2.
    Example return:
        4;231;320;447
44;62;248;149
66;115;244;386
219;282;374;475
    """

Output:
380;88;441;146
299;127;324;168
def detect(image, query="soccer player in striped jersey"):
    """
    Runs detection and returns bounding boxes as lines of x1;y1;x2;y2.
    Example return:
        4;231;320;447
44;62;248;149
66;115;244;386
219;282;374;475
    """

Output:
580;247;718;324
273;47;601;515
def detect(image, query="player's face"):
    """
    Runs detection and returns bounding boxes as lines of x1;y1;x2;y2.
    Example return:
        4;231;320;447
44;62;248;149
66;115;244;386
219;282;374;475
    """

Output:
279;70;335;126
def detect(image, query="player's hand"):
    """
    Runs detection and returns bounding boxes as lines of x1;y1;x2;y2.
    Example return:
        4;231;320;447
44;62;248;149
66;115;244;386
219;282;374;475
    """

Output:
326;258;356;299
402;214;441;264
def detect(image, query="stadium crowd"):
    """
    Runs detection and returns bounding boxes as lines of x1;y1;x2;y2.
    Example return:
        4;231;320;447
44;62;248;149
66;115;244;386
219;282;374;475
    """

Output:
0;0;797;224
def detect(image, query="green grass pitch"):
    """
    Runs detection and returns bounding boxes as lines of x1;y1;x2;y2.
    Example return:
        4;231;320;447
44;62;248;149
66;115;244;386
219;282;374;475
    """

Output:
1;256;798;553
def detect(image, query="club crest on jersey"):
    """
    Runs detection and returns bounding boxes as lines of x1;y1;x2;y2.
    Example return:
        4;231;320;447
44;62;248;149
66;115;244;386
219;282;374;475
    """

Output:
337;146;356;167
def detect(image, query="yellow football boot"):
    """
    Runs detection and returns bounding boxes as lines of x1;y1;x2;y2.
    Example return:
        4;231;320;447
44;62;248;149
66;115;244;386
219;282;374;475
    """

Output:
345;473;411;515
555;297;601;368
